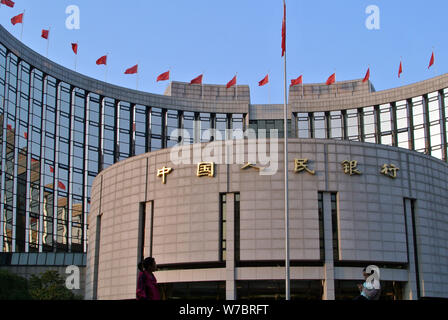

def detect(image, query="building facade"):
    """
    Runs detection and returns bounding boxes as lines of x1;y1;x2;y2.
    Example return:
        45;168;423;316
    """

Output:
0;24;447;299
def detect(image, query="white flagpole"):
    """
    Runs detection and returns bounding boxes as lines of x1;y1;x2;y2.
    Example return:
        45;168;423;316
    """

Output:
136;61;140;90
433;47;437;76
301;72;304;99
201;70;205;100
46;27;50;58
105;53;109;82
74;41;78;71
282;0;290;301
268;71;271;105
235;72;238;100
20;10;25;41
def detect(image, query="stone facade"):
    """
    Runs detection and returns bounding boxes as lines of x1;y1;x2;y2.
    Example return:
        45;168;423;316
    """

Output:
86;139;448;300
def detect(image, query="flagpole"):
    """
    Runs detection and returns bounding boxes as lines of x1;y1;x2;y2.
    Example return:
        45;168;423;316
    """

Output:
235;72;238;100
368;65;371;93
20;10;25;41
46;27;50;58
136;61;139;90
301;71;304;99
282;0;290;301
268;71;271;104
201;70;205;100
105;53;109;82
433;47;437;76
74;41;78;71
334;69;338;97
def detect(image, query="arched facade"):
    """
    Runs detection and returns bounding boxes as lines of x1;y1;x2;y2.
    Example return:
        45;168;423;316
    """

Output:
0;25;447;299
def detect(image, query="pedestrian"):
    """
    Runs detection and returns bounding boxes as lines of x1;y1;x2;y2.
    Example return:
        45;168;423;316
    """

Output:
354;266;381;300
136;257;161;300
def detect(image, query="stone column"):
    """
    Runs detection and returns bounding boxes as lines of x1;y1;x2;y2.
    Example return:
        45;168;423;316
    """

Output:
403;198;418;300
322;192;335;300
225;193;236;300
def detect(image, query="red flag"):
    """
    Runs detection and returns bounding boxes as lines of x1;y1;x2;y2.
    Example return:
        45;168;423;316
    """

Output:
258;74;269;87
291;75;303;86
326;73;336;85
125;64;138;74
363;68;370;83
71;43;78;55
50;166;54;173
11;13;23;25
58;181;66;190
190;74;203;85
398;61;403;78
428;52;435;69
96;55;107;65
41;29;49;40
24;132;28;139
7;124;12;131
281;0;286;57
157;71;170;82
226;75;237;89
1;0;15;8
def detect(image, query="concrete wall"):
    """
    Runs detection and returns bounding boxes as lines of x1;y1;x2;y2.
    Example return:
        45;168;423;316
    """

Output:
86;139;448;300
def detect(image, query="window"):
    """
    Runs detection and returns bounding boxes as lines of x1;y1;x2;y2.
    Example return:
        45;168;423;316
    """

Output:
330;111;342;140
134;105;148;155
166;110;180;147
362;107;376;143
297;113;310;138
313;112;326;139
150;107;163;150
412;97;426;152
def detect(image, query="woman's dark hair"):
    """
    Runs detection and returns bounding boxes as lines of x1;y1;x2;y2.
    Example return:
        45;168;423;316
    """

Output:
142;257;156;271
137;262;144;272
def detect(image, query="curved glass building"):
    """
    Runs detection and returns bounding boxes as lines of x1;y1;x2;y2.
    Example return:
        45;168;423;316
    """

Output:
0;24;447;299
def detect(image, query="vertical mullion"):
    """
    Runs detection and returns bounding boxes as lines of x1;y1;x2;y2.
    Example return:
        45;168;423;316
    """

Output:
374;105;380;144
38;74;47;253
309;112;314;139
98;96;104;173
53;80;61;251
130;103;135;157
325;111;330;139
358;108;364;142
391;102;398;147
12;57;22;252
24;66;33;252
422;94;431;155
0;51;11;252
438;90;447;162
83;93;90;253
341;110;348;140
146;106;151;152
407;98;414;151
67;87;75;252
114;100;119;163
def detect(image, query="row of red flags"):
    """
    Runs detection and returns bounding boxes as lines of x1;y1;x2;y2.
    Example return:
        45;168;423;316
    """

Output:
5;2;438;89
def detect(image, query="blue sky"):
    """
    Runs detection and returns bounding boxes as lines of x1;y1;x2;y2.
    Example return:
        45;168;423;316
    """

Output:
0;0;445;104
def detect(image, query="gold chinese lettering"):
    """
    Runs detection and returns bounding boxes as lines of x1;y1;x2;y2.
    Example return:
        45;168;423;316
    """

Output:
157;166;172;184
240;162;262;171
197;162;215;177
294;159;316;175
380;164;399;179
341;160;362;176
